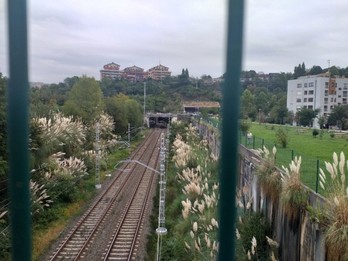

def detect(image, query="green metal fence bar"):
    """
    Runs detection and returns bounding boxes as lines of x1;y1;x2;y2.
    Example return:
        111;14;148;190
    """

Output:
219;0;244;259
7;0;32;260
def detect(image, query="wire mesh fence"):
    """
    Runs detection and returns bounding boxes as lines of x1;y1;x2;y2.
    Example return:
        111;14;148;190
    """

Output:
240;131;325;194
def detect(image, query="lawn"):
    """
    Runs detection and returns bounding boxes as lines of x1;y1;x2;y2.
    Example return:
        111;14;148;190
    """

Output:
242;122;348;193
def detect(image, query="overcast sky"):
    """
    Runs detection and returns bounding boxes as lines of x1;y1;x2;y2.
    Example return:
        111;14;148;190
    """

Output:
1;0;348;83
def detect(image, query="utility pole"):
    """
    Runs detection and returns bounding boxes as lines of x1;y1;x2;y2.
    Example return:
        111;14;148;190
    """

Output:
156;132;167;261
128;123;130;146
95;121;101;189
144;82;146;125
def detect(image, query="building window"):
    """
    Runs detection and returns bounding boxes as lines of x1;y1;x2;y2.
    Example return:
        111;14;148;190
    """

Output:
308;105;313;109
325;90;328;96
343;98;347;104
297;83;302;88
308;98;313;102
296;98;301;102
304;83;307;87
297;91;302;95
304;98;307;102
309;90;314;95
309;82;314;87
343;91;347;97
325;82;329;88
304;91;308;95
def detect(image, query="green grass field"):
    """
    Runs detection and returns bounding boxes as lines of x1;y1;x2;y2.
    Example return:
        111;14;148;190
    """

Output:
242;122;348;193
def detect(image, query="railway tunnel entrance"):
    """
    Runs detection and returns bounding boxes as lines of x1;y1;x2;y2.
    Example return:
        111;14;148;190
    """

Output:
147;113;173;128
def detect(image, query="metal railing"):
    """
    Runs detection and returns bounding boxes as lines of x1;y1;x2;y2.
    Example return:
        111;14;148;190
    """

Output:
5;1;244;260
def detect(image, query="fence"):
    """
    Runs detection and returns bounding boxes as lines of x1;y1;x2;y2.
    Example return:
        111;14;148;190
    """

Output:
239;131;326;194
197;117;326;195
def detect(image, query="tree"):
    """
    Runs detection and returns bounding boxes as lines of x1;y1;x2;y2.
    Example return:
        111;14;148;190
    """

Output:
63;76;104;124
309;65;323;75
327;105;348;130
296;107;319;127
329;66;340;77
105;94;143;134
294;62;306;79
269;96;288;124
240;89;256;119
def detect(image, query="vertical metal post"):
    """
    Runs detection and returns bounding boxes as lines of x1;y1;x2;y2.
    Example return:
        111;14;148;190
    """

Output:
7;0;32;260
156;133;167;261
128;123;131;147
143;82;146;124
95;122;101;189
315;159;319;193
219;0;244;260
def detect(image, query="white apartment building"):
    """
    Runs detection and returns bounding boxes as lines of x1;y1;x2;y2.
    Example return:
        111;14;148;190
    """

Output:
287;74;348;120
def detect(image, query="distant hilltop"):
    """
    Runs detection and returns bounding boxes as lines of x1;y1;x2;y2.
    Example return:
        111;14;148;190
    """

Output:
100;62;171;82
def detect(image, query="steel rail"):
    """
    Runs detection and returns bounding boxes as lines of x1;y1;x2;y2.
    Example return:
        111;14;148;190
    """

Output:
49;129;159;260
102;129;163;260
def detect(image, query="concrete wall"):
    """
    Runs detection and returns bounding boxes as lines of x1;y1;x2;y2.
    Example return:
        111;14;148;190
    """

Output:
193;120;328;260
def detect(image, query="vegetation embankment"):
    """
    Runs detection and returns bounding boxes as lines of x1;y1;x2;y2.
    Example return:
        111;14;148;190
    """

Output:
146;122;219;260
0;75;148;260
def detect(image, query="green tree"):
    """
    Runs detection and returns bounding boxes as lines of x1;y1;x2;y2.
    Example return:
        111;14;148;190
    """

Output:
105;94;143;134
269;96;288;124
296;107;319;127
63;76;104;123
241;89;256;119
294;62;306;79
327;105;348;130
309;65;323;75
329;66;340;77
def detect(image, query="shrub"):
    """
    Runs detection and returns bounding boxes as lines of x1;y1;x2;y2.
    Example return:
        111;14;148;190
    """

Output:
254;146;281;202
275;128;288;148
312;129;319;138
319;152;348;259
280;156;308;221
237;211;273;260
240;120;251;135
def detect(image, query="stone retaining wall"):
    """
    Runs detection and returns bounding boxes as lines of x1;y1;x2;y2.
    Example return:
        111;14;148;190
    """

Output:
193;120;327;260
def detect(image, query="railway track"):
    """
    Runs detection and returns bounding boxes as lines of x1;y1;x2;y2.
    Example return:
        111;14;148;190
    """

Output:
48;128;164;260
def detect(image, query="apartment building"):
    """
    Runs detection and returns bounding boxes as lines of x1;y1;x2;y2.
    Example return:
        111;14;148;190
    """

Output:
146;64;171;81
287;74;348;118
123;65;145;82
100;62;123;80
100;63;171;81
